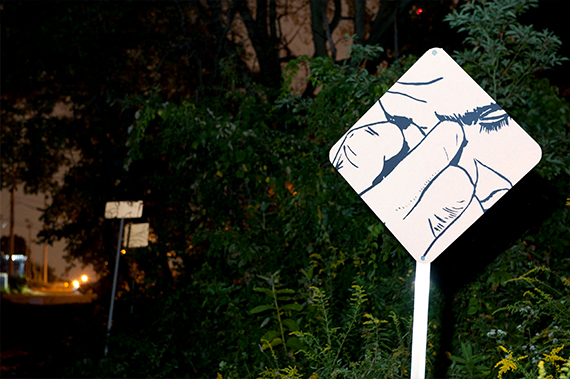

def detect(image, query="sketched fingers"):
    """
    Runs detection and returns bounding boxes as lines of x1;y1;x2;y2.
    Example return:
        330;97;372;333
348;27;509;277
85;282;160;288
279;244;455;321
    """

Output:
333;123;404;194
408;167;473;237
363;120;466;220
392;166;474;256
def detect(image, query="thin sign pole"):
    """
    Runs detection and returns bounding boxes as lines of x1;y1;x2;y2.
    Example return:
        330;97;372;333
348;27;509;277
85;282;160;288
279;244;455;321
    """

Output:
105;217;125;356
410;261;431;379
123;225;135;314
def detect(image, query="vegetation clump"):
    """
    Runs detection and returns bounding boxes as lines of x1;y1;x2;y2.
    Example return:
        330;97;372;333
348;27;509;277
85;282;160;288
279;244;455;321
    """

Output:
2;0;568;377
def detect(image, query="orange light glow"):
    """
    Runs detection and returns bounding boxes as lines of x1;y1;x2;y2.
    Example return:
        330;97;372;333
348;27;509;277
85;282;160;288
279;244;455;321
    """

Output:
72;280;80;289
81;275;88;282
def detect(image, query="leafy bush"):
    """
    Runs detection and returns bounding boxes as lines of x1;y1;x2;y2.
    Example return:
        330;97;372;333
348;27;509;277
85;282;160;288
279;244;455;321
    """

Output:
65;2;569;377
67;38;419;378
490;267;570;379
443;2;570;377
290;285;412;379
444;0;567;110
8;275;28;293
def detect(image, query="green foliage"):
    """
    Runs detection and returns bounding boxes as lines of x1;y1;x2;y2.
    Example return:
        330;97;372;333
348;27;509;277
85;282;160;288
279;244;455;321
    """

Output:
443;2;570;377
7;275;28;294
509;78;570;181
446;0;570;183
449;240;570;377
447;342;492;378
258;365;304;379
63;1;569;377
444;0;568;110
255;280;442;379
489;268;570;378
292;285;372;376
251;271;304;356
72;40;416;378
538;358;570;379
278;37;414;143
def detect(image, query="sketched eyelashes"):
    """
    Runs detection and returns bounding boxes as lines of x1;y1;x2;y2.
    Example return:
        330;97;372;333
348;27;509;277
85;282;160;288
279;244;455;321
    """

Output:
478;105;510;133
435;103;510;133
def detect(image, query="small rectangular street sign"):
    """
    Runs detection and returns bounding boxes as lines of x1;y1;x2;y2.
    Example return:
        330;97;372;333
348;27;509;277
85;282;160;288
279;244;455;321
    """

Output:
104;201;144;219
123;223;150;248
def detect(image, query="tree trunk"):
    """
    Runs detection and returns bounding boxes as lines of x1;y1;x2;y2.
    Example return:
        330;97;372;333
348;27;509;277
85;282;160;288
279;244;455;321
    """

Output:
354;0;365;43
322;1;337;60
367;1;393;47
236;0;282;88
310;0;328;57
26;221;33;279
9;165;15;277
393;0;399;59
367;0;412;50
43;242;48;283
310;0;342;59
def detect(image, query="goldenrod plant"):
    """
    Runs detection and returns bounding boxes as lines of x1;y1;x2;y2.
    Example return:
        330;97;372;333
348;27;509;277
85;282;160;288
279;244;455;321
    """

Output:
250;271;304;358
284;286;416;378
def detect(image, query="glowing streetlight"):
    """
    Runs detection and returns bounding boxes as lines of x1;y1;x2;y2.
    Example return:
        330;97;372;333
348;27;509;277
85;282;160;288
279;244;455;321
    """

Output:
81;275;88;282
72;280;80;289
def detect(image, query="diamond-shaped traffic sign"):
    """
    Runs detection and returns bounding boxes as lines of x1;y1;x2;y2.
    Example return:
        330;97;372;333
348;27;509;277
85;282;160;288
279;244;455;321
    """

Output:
329;48;541;264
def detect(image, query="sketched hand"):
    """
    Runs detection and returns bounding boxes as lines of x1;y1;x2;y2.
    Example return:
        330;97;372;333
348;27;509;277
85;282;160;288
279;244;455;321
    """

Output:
332;121;404;194
361;120;473;257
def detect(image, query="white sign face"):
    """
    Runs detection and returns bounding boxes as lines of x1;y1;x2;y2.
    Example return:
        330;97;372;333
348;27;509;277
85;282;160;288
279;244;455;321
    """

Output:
104;201;144;219
123;223;149;248
329;48;541;263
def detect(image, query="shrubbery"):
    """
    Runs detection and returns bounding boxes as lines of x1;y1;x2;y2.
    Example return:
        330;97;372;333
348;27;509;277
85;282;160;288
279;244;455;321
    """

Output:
66;0;569;377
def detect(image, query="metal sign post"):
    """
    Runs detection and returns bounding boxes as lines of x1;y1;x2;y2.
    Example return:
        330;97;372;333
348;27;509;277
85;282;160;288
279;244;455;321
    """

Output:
329;48;542;378
410;261;431;379
105;217;125;357
104;201;143;357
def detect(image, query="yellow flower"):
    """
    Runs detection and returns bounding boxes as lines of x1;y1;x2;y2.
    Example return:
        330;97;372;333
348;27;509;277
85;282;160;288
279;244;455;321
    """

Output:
543;345;565;365
495;346;520;379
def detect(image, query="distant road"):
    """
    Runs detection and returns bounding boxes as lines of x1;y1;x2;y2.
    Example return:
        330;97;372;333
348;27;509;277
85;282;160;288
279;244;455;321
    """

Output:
1;294;102;377
2;291;97;305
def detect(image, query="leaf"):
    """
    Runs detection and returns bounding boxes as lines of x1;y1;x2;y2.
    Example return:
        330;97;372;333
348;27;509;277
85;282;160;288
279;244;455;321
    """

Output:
282;318;300;332
261;330;280;342
250;304;275;314
286;336;305;351
260;317;271;328
254;287;274;298
281;303;303;312
268;338;282;347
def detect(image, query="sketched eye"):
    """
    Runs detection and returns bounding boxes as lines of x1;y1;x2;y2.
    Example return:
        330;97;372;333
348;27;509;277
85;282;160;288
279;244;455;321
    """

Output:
479;108;509;133
444;102;510;133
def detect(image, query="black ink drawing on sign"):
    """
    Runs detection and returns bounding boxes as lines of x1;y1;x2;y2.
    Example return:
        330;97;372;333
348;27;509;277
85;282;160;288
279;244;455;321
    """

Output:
330;69;522;261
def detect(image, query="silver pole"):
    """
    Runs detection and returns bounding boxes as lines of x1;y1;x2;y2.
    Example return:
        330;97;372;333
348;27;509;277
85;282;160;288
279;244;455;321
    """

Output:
410;261;431;379
105;217;125;356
